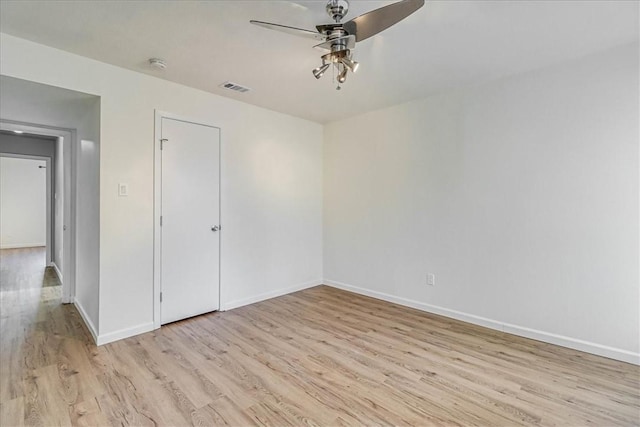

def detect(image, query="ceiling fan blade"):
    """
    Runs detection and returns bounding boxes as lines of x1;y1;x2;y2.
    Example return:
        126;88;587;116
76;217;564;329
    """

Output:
250;20;326;41
343;0;425;42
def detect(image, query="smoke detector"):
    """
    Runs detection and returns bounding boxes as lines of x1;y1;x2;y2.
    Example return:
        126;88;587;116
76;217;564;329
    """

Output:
149;58;167;70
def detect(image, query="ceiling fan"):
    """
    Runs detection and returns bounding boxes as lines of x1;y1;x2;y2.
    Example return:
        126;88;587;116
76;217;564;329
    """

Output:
250;0;425;88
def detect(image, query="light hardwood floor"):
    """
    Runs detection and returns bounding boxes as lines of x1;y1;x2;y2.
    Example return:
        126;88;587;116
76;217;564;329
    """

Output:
1;247;638;426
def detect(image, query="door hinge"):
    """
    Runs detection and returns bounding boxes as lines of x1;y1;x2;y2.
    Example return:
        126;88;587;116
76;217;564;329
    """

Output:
160;138;168;150
160;292;163;303
160;216;163;226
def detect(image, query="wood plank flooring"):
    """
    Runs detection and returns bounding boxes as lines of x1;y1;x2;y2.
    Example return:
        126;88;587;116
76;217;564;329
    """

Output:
1;247;639;426
0;247;58;292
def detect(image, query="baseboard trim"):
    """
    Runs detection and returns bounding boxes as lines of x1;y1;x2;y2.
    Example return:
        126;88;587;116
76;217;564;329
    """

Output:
74;299;98;345
0;243;46;249
49;262;63;284
95;281;322;345
221;279;323;311
97;322;155;346
324;279;639;365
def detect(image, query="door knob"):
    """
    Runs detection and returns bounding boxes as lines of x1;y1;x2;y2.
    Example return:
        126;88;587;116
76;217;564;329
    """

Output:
211;226;219;232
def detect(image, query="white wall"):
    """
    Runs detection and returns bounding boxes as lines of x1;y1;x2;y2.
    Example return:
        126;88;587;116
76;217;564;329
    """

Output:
0;33;323;343
324;42;639;364
0;156;47;248
74;101;101;335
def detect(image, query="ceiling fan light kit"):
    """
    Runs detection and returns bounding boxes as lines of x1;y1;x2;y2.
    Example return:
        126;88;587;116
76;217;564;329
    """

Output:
313;63;331;79
251;0;424;89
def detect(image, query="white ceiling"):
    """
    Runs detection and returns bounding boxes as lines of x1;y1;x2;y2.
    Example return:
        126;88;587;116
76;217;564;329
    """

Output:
1;1;637;123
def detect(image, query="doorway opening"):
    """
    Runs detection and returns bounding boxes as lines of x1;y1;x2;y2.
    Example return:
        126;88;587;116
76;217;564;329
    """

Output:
0;125;75;303
0;152;58;293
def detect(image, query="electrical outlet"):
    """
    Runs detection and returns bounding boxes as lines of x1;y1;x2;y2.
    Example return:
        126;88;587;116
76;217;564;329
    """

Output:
118;183;128;197
427;273;435;286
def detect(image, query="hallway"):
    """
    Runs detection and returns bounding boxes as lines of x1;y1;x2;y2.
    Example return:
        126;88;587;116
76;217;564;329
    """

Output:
0;247;60;292
0;247;90;425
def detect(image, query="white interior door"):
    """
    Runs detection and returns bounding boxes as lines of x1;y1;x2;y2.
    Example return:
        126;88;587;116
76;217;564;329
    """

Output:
160;117;220;324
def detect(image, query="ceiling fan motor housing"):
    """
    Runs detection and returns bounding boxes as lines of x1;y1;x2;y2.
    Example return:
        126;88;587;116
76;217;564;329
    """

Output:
326;0;349;22
330;31;348;53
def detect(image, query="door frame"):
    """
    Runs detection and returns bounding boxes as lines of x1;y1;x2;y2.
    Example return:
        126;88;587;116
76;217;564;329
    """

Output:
153;110;222;329
0;120;77;304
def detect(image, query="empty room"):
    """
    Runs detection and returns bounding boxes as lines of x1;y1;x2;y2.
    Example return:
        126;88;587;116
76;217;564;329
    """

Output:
0;0;638;426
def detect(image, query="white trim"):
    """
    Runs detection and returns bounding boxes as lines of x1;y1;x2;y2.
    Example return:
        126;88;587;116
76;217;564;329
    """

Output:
49;261;63;284
153;110;222;329
0;243;46;249
153;111;161;329
324;279;640;366
221;279;323;311
74;299;98;344
97;322;155;346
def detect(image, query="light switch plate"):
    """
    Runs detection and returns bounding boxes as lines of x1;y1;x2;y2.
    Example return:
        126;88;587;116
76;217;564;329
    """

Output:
427;273;435;286
118;183;128;196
